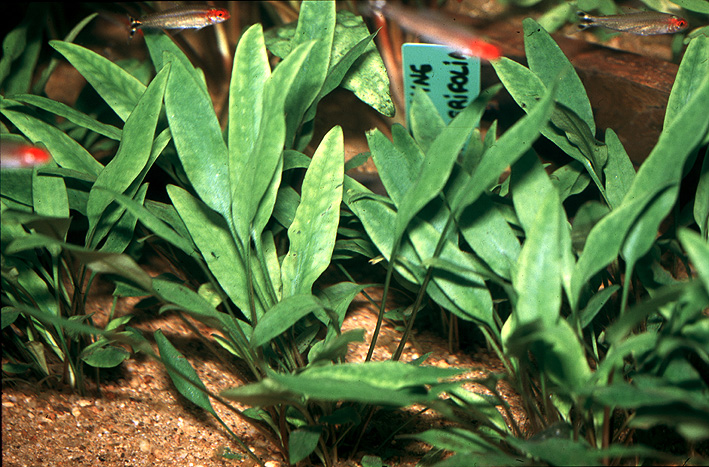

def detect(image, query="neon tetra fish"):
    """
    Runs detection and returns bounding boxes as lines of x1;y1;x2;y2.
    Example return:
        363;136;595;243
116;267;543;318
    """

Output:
130;5;230;37
577;10;688;35
0;142;52;168
369;0;501;61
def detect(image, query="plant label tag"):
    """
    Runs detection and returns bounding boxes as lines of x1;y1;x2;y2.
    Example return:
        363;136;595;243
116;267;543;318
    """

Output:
402;43;481;126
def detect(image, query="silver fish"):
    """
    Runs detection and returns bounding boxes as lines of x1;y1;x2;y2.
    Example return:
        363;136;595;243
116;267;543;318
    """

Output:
577;10;688;35
130;5;230;37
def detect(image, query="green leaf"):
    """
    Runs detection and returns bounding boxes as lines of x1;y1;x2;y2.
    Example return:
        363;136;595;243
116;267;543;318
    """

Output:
81;344;130;368
510;151;555;236
230;41;315;245
344;177;494;326
281;126;344;297
86;64;170;246
49;41;146;122
450;80;556;218
552;161;590;201
679;229;709;293
166;185;252;315
1;309;21;329
32;164;69;219
0;9;42;95
0;17;30;88
228;23;270;243
317;282;374;329
391;100;481;250
307;30;379;124
7;233;154;292
98;183;148;254
578;284;620;328
665;36;709;143
251;294;324;348
289;426;323;464
510;188;567;328
505;319;592;392
409;427;512;457
96;188;198;258
308;329;365;364
220;377;299;406
603;128;635;210
523;18;595;134
670;0;709;13
537;1;577;32
367;124;424;207
284;0;335;148
509;437;594;466
10;94;122;141
458;194;521;281
360;455;384;467
265;9;394;117
407;218;494;325
144;32;207;94
164;54;230;220
270;361;463;406
154;329;216;416
152;278;251;353
695;149;709;238
491;57;596;181
409;88;446;153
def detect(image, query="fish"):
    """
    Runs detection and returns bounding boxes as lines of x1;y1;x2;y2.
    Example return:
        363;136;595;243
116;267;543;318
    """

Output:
0;141;52;168
576;10;688;35
369;1;501;61
130;5;230;37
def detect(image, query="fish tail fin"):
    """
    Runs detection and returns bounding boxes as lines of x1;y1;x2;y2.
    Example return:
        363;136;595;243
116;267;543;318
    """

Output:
576;10;595;31
129;17;141;38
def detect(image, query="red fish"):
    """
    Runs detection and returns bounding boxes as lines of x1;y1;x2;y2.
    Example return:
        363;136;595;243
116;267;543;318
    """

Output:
0;142;52;168
577;10;688;35
369;1;501;61
130;5;230;37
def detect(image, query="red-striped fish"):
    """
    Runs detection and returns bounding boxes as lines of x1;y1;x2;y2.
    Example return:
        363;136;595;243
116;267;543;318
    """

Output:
577;10;688;35
0;142;52;168
370;1;501;61
130;5;230;37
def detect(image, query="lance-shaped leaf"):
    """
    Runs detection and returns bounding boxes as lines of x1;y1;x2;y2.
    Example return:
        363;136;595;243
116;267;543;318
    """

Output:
283;0;335;147
49;41;146;122
154;329;216;417
228;23;270;246
230;41;314;245
166;185;253;316
523;18;594;134
86;64;169;245
251;294;325;348
281;126;344;297
164;54;230;220
510;187;568;328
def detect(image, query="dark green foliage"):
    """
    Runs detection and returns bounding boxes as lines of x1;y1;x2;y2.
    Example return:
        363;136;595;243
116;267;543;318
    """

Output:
2;3;707;466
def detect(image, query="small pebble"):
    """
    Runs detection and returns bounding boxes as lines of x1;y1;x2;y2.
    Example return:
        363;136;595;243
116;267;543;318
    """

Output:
139;439;151;453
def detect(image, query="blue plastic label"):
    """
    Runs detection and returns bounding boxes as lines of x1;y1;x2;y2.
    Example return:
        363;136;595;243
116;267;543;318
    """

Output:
402;43;481;125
